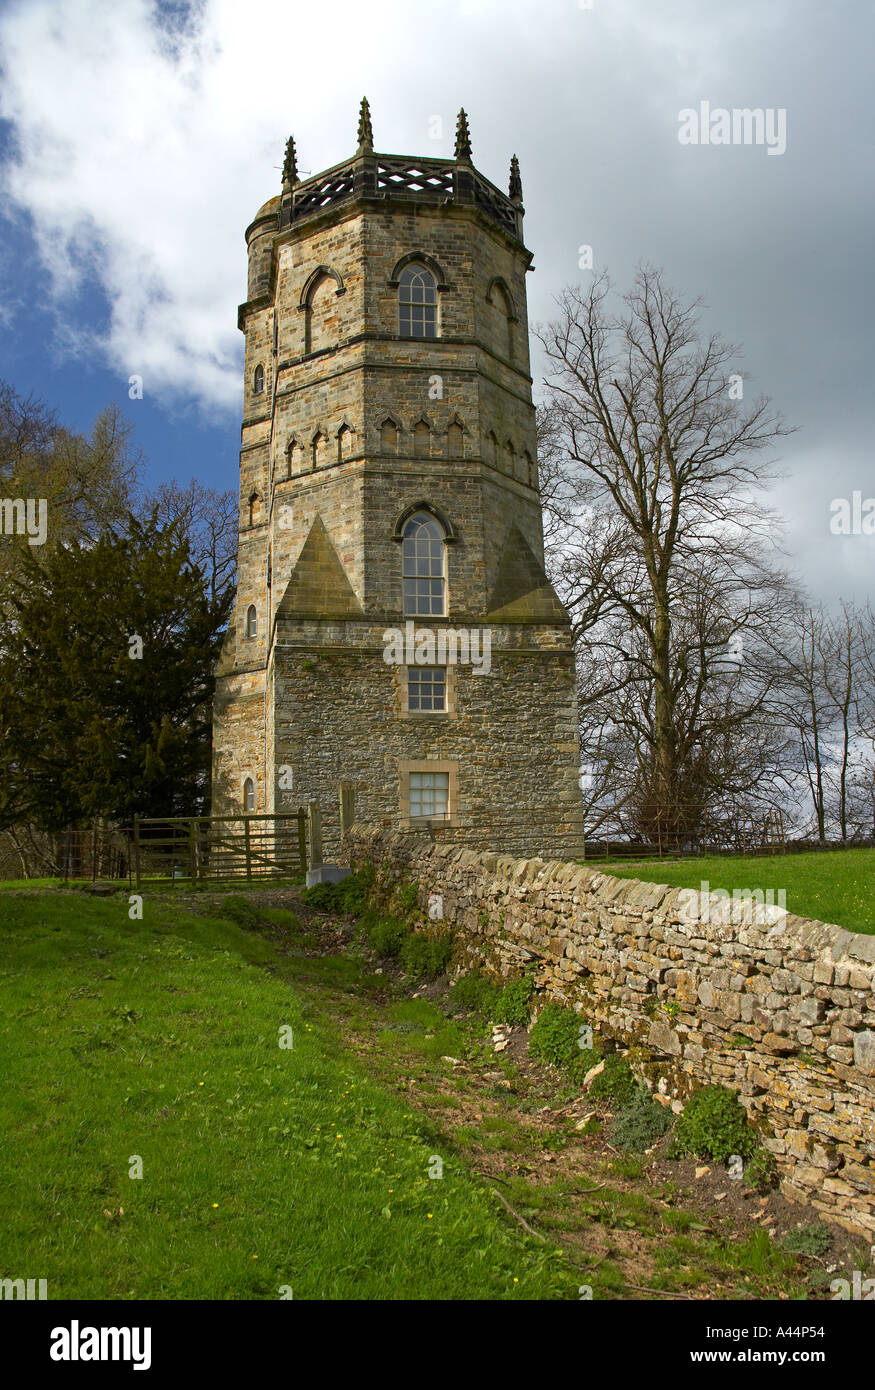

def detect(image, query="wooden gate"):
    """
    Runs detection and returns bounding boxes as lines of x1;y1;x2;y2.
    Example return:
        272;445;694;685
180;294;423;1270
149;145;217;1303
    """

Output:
130;812;308;888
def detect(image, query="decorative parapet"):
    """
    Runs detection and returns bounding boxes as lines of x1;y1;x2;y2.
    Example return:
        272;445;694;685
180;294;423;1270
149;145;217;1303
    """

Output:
275;151;523;243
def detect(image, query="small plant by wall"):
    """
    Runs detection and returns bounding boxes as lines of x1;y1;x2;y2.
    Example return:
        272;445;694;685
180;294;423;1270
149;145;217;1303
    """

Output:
493;974;536;1027
450;970;502;1016
608;1083;673;1152
669;1085;758;1164
529;1002;599;1078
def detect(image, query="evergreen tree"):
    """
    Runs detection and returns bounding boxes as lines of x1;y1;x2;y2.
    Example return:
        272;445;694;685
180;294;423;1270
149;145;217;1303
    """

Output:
0;510;232;829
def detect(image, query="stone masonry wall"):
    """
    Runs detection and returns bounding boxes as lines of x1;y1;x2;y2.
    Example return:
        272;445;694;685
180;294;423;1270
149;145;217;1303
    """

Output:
342;827;875;1238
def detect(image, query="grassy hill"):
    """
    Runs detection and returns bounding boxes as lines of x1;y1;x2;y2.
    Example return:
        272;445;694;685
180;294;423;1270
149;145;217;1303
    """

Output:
0;889;573;1300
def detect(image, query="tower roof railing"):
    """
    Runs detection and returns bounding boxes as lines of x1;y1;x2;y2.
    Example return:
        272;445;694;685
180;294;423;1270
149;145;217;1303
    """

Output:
278;151;524;243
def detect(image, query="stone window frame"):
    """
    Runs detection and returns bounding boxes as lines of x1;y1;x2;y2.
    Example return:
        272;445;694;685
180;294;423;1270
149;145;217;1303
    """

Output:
245;604;257;638
398;662;457;719
253;363;265;394
399;758;459;827
243;777;256;813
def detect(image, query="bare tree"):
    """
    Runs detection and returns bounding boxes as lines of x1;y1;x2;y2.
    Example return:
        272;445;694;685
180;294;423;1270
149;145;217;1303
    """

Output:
537;266;796;844
148;478;237;605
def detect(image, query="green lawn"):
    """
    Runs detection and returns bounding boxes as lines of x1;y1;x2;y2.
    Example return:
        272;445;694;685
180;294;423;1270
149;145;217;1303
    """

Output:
0;890;575;1300
602;848;874;933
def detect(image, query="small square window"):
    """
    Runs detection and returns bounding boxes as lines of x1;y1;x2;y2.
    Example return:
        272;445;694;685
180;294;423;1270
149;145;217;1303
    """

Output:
408;667;446;712
408;770;450;819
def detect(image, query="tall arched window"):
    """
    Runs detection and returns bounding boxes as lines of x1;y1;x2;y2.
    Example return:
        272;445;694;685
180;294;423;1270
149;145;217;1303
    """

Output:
286;438;301;476
249;493;262;526
402;512;445;616
398;265;437;338
246;605;257;638
243;777;255;813
253;364;264;394
311;431;327;470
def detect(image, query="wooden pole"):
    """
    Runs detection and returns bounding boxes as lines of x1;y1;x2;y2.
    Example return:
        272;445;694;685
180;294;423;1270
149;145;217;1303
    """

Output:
297;808;307;871
307;800;322;868
244;817;252;881
188;819;198;882
339;783;354;837
133;816;141;891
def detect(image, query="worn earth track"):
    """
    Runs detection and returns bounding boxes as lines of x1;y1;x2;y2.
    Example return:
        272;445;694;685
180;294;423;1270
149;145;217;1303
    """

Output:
161;880;868;1301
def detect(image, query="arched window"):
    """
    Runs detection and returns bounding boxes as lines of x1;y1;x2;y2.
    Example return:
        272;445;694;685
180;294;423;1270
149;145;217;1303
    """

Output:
249;493;262;526
447;421;464;458
523;450;536;488
398;265;437;339
413;420;431;458
243;777;255;813
246;605;257;638
381;418;398;455
503;439;516;477
253;364;264;394
311;431;327;470
286;438;301;476
402;511;445;616
487;431;498;468
337;423;352;463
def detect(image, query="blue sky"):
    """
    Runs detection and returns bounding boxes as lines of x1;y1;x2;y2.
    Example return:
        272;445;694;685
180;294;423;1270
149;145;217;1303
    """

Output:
0;0;872;601
0;170;239;493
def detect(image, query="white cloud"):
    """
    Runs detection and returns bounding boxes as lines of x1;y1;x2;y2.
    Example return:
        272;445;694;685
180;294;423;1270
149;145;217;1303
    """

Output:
0;0;432;412
0;0;872;612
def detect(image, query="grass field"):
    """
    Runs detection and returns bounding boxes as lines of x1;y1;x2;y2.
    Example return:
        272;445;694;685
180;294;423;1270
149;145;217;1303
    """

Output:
601;848;874;933
0;890;574;1300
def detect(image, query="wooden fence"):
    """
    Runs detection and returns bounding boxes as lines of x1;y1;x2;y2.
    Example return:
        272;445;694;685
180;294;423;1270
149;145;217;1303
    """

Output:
130;812;308;888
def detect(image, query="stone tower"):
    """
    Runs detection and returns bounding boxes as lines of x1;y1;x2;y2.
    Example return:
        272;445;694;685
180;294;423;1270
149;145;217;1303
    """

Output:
212;101;584;858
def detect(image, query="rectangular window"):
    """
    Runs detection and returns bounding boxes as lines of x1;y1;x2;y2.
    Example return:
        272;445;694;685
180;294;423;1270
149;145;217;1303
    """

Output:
407;667;446;712
408;770;450;819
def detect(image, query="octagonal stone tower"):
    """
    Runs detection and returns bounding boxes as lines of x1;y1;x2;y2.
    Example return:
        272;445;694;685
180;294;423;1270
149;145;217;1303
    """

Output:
212;101;584;858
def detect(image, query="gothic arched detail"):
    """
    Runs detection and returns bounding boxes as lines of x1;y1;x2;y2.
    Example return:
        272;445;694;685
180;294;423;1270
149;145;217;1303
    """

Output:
485;276;518;321
298;265;346;307
388;251;449;289
391;500;457;544
481;276;514;319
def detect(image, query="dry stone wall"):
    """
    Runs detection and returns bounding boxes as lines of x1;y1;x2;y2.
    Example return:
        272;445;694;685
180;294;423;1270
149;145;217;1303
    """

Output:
343;827;875;1238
